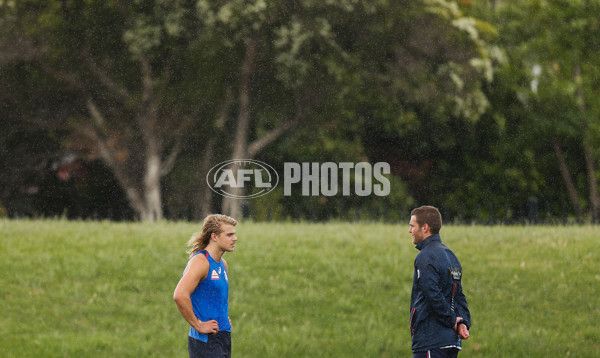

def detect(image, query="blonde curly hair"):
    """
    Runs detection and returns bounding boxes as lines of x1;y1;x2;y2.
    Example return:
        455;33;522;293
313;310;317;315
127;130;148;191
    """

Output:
187;214;238;257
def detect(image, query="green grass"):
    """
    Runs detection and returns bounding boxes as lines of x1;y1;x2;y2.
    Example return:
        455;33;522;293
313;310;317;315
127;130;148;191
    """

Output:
1;220;599;357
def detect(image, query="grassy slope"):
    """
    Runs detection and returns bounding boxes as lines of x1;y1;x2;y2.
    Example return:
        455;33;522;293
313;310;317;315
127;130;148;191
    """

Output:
0;220;598;357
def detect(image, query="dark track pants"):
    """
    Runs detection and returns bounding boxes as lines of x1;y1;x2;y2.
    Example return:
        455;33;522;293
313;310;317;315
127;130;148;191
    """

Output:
188;332;231;358
413;348;460;358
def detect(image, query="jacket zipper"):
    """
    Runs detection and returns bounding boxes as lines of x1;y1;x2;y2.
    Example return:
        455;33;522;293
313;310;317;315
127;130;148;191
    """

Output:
410;308;416;334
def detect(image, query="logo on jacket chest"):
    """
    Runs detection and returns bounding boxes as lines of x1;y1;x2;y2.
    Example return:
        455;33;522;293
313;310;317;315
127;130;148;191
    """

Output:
449;267;462;280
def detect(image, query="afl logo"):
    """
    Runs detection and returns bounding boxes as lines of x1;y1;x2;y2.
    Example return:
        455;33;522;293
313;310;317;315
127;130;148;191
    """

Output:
206;159;279;199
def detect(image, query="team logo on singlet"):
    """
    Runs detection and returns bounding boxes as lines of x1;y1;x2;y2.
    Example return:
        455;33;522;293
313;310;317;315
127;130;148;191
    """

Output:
211;269;220;280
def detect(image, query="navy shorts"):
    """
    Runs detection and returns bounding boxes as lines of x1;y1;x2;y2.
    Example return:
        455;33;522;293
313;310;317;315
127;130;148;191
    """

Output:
188;332;231;358
413;348;460;358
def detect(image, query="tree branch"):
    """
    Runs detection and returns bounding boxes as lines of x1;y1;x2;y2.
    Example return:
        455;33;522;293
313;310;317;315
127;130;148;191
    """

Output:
160;55;174;87
216;86;234;130
137;56;159;129
38;62;87;92
140;57;155;106
231;38;258;159
82;50;130;102
78;125;145;214
78;126;116;171
551;140;580;216
247;114;301;159
85;97;106;129
0;34;40;65
160;138;182;177
247;90;304;158
135;55;163;157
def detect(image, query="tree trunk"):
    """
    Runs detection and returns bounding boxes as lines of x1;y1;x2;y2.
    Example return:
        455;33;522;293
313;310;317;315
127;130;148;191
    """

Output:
574;65;600;221
197;88;233;219
551;140;580;217
220;38;305;218
82;121;165;221
222;39;258;219
137;58;164;221
143;150;163;221
583;145;600;222
8;5;192;222
81;57;175;222
220;39;306;219
198;137;217;219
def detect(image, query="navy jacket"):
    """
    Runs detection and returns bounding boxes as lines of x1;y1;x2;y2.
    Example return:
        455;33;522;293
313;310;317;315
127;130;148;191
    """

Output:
410;234;471;352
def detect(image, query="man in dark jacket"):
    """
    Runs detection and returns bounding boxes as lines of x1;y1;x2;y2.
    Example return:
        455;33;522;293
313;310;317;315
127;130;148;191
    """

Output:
409;206;471;358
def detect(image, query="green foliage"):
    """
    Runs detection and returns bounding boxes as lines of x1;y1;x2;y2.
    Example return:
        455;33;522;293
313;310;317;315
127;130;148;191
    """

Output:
463;0;600;218
492;0;600;137
1;220;600;357
349;0;500;123
2;0;597;221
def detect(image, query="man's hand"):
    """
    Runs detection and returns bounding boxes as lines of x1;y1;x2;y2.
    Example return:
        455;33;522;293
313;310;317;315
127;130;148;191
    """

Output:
454;317;470;340
197;319;219;334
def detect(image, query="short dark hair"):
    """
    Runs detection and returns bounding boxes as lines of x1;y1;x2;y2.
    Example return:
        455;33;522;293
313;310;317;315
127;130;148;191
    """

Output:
410;206;442;234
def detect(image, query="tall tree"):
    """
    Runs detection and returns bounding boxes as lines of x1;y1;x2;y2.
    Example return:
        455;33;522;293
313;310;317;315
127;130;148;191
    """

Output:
341;0;501;212
196;0;501;218
195;0;358;218
491;0;600;220
0;0;214;221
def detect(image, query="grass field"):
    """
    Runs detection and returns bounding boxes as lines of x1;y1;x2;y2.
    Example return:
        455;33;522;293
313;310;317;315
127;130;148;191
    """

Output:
1;219;599;357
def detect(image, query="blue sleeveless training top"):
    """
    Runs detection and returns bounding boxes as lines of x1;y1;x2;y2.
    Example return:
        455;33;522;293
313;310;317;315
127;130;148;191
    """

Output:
188;250;231;342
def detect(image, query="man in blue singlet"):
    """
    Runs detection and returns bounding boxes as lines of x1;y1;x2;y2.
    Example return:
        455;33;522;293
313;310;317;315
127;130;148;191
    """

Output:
174;214;238;358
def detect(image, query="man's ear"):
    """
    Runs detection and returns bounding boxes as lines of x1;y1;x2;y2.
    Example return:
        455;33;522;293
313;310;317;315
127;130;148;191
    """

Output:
422;223;430;234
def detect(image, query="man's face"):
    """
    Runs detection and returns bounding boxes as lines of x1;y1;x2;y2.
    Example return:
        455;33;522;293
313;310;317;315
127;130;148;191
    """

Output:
214;224;237;252
409;215;425;245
